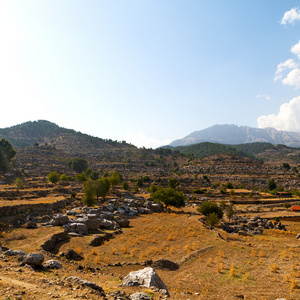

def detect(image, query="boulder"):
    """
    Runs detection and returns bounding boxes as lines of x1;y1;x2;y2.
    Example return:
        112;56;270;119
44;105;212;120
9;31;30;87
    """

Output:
100;219;116;230
67;223;88;235
117;218;130;228
151;203;164;213
23;221;38;229
61;249;83;261
50;215;69;226
130;292;152;300
76;217;102;231
41;232;70;253
89;234;108;246
19;253;44;266
5;249;26;256
122;267;169;295
43;260;62;269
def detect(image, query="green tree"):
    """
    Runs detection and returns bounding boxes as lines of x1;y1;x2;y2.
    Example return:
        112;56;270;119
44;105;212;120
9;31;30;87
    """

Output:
267;179;277;191
0;139;16;171
94;178;110;200
48;172;60;184
197;201;223;219
84;168;99;180
75;173;87;183
226;204;235;221
168;178;180;189
14;177;24;193
68;157;88;173
60;174;68;181
109;172;121;189
282;163;290;170
82;179;96;206
122;181;129;190
152;187;185;208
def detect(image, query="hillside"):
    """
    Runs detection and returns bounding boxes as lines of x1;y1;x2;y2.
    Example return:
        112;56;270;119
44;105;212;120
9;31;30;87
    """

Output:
167;141;300;164
169;124;300;147
0;120;135;152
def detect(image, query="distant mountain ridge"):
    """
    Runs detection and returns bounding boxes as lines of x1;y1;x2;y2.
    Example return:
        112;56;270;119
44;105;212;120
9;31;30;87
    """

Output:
169;124;300;148
0;120;134;151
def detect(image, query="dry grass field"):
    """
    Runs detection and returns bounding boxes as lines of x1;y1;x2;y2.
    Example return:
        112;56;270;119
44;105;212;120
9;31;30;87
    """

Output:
1;207;300;300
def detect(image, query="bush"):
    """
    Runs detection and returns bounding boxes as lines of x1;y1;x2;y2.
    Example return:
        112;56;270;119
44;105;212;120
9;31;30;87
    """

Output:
282;163;290;170
193;188;206;194
197;201;223;219
14;178;24;192
68;157;88;173
152;187;185;208
206;213;220;227
168;178;180;189
122;181;129;190
82;179;96;206
267;179;277;191
48;172;60;184
60;174;68;181
292;188;300;196
225;182;234;189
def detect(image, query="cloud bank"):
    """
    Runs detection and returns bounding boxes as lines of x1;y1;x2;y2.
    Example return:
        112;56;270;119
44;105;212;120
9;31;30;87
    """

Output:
258;96;300;131
281;7;300;25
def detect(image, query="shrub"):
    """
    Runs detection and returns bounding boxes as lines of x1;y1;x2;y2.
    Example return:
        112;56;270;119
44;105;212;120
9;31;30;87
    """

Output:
267;179;277;191
82;179;96;206
292;188;300;196
168;178;180;189
193;188;206;194
225;182;234;189
197;201;223;219
282;163;290;170
48;172;60;184
60;174;68;181
68;157;88;173
14;177;24;192
152;187;185;208
109;172;121;188
206;213;220;227
122;181;129;190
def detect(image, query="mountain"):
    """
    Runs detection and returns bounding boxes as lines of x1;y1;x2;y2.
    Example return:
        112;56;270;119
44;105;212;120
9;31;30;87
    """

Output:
0;120;135;151
169;124;300;147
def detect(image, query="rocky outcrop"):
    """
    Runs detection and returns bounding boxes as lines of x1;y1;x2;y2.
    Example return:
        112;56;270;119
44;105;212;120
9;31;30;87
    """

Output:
222;215;286;235
151;259;179;271
67;276;105;296
41;232;70;253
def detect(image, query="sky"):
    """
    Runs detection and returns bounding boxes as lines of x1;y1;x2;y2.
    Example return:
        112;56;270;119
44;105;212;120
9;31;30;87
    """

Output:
1;1;300;148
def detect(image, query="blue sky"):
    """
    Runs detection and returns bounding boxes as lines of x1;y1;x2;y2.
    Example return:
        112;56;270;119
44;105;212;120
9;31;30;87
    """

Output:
1;1;300;148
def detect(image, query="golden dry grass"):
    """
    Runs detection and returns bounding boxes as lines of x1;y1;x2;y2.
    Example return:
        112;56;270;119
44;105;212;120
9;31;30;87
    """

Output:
1;209;300;299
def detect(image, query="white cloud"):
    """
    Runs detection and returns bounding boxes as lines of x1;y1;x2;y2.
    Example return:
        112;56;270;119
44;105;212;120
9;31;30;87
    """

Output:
281;7;300;25
256;94;271;100
282;68;300;88
124;130;172;149
257;96;300;131
274;59;298;81
291;40;300;59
